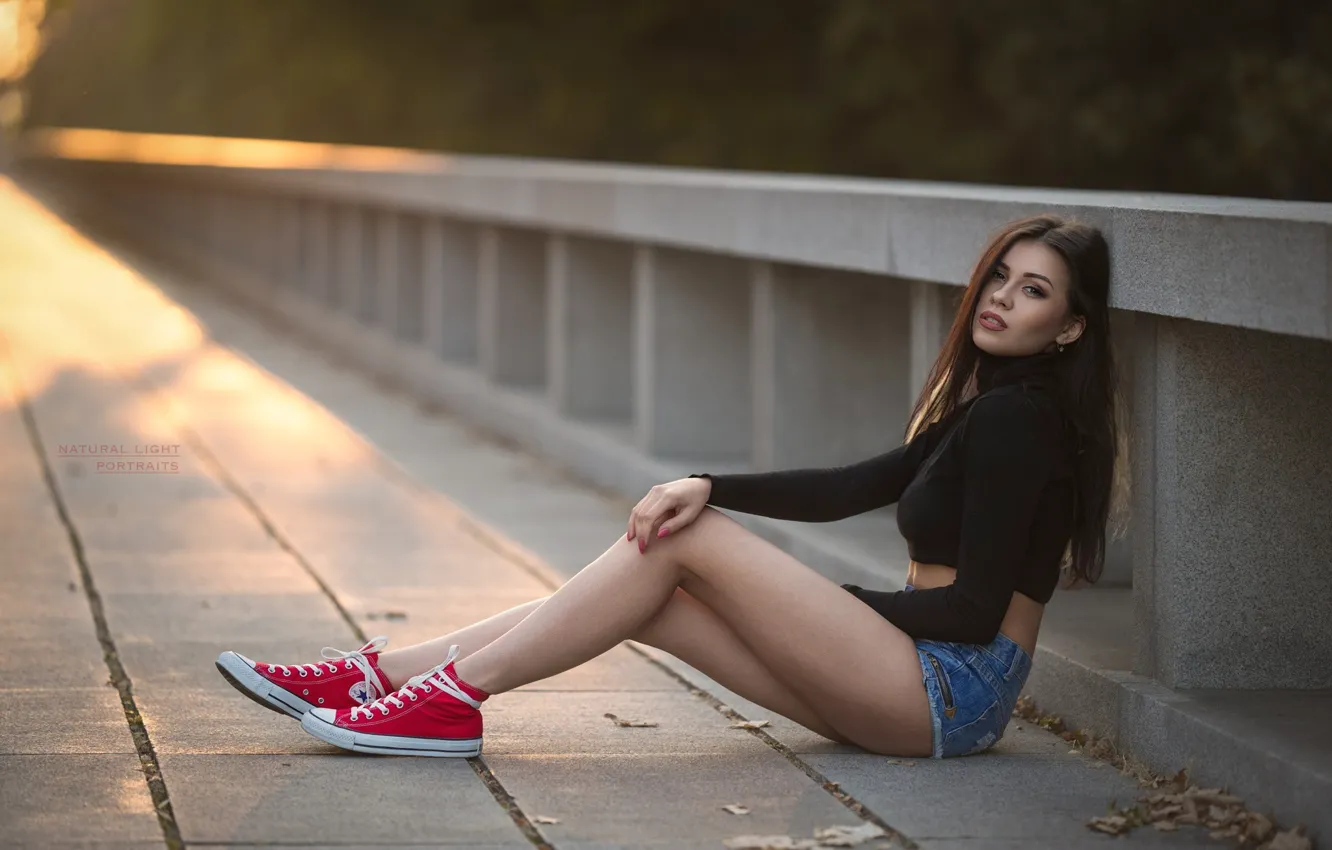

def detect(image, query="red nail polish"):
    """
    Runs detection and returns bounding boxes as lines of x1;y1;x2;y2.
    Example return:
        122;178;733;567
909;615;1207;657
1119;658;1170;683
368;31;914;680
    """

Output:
638;539;646;554
658;527;670;538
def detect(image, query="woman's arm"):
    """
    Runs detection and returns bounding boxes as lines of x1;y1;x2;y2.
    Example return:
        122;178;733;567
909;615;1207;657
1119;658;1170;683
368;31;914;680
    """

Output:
690;419;944;523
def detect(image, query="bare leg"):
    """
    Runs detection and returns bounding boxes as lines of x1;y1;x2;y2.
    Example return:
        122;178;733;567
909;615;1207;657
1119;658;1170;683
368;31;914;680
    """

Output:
376;597;548;689
454;535;679;695
452;508;934;756
376;586;845;741
633;587;849;743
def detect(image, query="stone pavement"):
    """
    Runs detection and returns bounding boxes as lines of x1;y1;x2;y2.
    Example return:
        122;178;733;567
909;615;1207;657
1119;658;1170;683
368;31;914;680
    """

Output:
0;176;1238;849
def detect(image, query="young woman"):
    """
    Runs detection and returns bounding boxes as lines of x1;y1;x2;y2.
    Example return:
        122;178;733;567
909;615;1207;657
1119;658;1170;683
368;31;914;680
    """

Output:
216;214;1125;760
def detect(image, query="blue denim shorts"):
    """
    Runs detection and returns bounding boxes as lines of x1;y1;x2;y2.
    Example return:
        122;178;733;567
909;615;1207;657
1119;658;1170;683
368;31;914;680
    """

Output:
905;585;1033;758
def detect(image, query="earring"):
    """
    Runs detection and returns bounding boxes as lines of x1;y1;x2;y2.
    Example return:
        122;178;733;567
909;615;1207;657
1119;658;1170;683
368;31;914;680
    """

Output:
1057;343;1065;353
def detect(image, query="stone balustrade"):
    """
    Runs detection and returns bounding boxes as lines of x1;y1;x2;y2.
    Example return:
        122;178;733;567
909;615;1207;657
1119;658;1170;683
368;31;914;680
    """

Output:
12;129;1332;838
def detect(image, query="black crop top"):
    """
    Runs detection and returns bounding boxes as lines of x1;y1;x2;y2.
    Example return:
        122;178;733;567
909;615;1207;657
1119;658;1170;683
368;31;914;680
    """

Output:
691;350;1076;644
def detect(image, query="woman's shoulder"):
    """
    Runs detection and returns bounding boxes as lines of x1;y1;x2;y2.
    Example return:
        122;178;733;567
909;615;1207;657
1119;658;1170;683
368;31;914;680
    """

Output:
962;384;1071;455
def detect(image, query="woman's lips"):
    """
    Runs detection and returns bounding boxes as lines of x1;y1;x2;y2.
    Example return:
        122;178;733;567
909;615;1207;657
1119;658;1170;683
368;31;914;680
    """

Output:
978;312;1007;331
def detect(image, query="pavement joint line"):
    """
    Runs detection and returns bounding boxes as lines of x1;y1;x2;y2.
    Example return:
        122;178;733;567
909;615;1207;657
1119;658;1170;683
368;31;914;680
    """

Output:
119;366;556;850
0;330;186;850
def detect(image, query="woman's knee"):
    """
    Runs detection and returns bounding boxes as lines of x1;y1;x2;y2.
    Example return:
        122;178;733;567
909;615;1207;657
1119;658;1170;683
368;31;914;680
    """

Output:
677;506;743;547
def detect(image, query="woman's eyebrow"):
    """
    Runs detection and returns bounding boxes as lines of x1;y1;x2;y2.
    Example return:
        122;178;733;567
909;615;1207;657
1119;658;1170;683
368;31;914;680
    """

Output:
996;261;1052;285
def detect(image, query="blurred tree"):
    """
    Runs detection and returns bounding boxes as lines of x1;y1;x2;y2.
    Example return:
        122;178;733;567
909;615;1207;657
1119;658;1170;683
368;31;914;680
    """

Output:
18;0;1332;200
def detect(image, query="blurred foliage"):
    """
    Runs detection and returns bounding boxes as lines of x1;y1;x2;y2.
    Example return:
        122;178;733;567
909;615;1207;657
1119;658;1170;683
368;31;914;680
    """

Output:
19;0;1332;200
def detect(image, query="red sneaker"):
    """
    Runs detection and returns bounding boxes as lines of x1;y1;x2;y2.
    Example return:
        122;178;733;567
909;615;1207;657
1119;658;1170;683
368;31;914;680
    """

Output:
300;644;486;757
215;637;393;719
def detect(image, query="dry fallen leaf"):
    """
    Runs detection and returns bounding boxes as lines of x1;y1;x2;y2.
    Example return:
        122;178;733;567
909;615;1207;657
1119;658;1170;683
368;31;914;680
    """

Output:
1245;812;1275;843
603;712;658;728
813;822;886;846
722;804;752;816
1088;815;1129;836
723;836;817;849
1267;826;1313;850
531;815;560;825
731;720;771;729
723;822;885;849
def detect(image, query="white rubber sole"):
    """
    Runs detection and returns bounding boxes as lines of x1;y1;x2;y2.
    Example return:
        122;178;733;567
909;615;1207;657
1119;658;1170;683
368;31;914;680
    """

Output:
215;651;317;719
300;709;482;757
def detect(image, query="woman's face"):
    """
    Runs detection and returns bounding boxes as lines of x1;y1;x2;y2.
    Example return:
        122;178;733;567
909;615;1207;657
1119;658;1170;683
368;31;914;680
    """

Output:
972;239;1082;356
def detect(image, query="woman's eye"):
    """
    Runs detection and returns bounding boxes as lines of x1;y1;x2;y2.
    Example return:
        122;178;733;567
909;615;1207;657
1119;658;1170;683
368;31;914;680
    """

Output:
1024;285;1044;297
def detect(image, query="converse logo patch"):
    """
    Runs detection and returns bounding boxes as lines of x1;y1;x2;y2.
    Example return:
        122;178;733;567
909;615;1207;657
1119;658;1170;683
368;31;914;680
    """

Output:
348;680;375;705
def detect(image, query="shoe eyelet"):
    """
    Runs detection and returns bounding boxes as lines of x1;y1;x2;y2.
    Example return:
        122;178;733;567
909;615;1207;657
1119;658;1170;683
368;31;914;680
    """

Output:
267;666;276;673
318;698;325;704
379;706;389;716
409;694;418;702
299;670;308;677
423;685;431;692
313;670;322;677
302;689;309;695
345;662;353;670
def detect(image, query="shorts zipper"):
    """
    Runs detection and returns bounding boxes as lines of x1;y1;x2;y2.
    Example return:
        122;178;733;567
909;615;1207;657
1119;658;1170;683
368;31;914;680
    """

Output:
925;653;956;719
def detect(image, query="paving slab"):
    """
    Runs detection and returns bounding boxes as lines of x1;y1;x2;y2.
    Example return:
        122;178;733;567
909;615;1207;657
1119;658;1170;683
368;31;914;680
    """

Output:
0;334;164;847
3;844;165;849
913;841;1213;850
487;752;867;849
0;580;112;689
135;686;328;755
0;627;113;689
483;690;781;756
75;503;278;556
802;753;1223;847
190;846;527;850
0;755;163;845
114;637;347;691
0;688;137;755
86;551;321;596
156;754;523;846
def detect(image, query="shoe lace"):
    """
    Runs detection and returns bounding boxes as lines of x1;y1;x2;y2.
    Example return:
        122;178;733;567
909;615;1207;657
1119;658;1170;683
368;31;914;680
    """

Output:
348;644;480;721
268;636;388;701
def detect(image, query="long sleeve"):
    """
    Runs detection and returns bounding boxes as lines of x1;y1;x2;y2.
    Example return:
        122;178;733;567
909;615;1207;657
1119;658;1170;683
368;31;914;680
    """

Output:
690;419;946;523
845;391;1062;643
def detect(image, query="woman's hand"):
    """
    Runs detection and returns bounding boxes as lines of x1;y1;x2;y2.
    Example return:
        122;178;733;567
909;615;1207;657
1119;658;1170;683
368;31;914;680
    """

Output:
626;477;712;553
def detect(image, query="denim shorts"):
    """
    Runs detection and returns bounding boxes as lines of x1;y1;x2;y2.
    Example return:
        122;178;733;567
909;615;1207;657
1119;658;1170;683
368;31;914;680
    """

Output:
905;584;1033;758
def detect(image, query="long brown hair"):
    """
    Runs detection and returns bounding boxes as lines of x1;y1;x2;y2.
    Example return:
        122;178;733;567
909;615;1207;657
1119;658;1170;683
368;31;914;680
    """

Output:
904;214;1128;589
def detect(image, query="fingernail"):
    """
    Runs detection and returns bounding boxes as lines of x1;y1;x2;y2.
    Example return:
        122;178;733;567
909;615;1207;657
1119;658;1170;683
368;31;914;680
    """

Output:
627;530;633;541
658;527;670;538
638;539;646;554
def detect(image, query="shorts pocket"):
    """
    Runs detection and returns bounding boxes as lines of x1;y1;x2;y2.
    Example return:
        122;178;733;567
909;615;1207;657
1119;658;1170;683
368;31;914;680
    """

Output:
976;637;1029;684
922;653;957;721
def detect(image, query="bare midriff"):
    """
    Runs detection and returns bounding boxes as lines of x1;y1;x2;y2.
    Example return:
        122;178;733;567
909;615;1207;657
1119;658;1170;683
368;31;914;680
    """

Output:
906;561;1042;659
